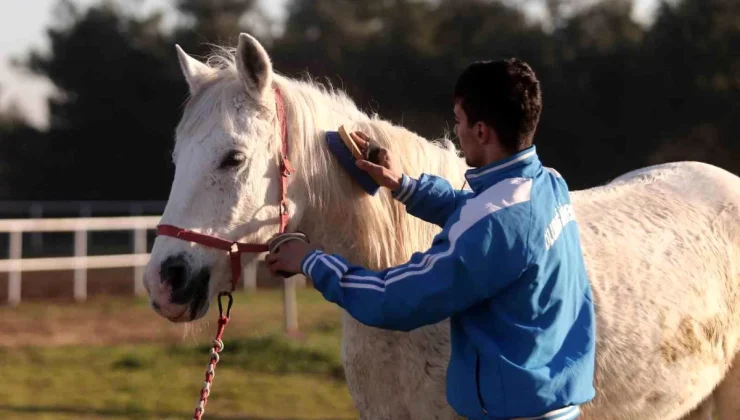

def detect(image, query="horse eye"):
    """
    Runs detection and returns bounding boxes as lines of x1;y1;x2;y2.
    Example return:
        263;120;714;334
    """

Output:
219;151;246;169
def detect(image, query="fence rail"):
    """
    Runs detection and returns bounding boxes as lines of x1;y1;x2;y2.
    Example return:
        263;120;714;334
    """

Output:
0;253;152;272
0;215;303;334
0;216;159;306
0;216;161;232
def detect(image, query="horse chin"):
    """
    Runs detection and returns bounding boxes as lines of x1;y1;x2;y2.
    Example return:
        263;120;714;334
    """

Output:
160;293;209;323
166;310;190;323
184;293;210;322
192;298;210;321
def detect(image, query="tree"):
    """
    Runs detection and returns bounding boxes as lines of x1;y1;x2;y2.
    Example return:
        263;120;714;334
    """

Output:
534;0;649;187
17;0;184;199
0;0;737;200
172;0;267;56
643;0;740;170
0;84;45;199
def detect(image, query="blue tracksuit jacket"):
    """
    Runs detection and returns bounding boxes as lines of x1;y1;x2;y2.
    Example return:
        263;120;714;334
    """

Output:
300;146;596;419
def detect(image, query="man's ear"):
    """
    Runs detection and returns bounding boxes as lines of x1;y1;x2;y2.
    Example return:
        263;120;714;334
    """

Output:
475;122;492;145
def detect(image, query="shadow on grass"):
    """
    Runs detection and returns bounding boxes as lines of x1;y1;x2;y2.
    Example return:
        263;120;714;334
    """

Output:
0;404;356;420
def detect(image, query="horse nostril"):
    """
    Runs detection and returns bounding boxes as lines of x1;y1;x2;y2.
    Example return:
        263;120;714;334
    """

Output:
160;255;188;292
167;265;187;290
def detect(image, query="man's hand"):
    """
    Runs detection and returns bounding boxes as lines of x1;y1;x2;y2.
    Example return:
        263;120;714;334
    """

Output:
350;131;404;191
265;239;321;277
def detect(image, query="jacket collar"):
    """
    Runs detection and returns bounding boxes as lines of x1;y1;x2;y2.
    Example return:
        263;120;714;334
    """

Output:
464;146;540;193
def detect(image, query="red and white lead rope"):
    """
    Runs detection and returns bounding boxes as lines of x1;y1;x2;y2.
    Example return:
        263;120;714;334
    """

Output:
193;292;233;420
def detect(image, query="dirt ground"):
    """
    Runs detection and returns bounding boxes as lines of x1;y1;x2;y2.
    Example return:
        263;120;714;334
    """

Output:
0;262;315;348
0;295;184;348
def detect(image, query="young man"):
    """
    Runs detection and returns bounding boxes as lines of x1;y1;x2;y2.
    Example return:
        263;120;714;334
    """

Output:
266;58;596;420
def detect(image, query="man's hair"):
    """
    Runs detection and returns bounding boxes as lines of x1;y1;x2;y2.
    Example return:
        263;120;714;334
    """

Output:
453;58;542;153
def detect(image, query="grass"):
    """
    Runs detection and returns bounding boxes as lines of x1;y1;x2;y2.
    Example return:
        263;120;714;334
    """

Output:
0;288;358;420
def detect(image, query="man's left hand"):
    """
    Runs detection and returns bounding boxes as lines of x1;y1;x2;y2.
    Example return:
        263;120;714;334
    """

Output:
265;239;321;276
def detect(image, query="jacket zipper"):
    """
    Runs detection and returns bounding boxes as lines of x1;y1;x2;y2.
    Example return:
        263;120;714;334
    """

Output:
475;352;488;416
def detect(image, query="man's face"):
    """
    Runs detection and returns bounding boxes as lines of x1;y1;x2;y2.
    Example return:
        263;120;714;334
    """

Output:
454;100;482;167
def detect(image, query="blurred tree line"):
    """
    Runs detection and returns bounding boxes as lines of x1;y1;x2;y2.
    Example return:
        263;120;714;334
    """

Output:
0;0;738;200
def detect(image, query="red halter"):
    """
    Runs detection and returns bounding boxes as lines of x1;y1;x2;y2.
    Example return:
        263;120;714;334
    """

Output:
156;86;295;292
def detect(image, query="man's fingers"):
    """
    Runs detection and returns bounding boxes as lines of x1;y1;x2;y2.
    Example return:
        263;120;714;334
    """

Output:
350;132;368;150
266;258;283;273
354;131;371;142
355;159;384;174
266;250;284;263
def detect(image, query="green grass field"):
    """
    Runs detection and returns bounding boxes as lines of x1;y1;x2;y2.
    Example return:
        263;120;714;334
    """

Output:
0;289;358;420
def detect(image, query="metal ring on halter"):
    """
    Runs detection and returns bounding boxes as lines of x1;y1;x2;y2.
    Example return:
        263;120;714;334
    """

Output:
268;232;310;278
268;232;310;254
217;291;233;318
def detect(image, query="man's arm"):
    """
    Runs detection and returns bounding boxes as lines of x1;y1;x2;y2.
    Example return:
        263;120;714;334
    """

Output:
301;199;530;332
392;173;473;227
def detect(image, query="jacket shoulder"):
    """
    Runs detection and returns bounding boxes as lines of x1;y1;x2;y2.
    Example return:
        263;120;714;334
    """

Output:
453;177;534;242
461;176;532;215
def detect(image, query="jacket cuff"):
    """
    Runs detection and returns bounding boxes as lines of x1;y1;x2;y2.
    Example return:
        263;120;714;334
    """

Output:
391;174;418;203
301;249;324;278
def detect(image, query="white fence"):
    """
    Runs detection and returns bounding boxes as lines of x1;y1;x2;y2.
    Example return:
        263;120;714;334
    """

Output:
0;216;160;306
0;216;303;333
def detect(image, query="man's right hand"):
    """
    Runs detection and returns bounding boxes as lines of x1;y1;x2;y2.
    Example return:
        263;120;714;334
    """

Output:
351;131;405;192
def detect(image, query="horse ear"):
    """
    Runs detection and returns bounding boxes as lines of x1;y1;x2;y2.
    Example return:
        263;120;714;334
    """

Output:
235;33;273;100
176;44;213;95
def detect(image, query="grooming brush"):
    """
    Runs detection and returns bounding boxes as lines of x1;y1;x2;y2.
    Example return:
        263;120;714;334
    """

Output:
325;125;382;195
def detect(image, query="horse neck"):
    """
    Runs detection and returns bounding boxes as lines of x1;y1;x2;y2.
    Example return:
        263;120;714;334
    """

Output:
282;80;469;269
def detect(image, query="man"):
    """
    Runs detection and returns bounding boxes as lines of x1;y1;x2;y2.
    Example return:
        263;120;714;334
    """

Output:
266;58;596;420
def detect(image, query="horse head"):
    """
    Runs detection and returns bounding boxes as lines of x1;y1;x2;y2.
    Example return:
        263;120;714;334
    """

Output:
143;34;294;322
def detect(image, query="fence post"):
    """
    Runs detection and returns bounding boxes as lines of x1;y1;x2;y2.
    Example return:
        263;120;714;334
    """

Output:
294;274;306;288
283;276;299;337
74;205;91;302
8;230;22;306
133;226;147;296
30;203;43;253
242;255;260;292
73;227;88;302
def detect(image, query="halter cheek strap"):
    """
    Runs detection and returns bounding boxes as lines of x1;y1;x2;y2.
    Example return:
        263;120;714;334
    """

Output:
275;85;295;233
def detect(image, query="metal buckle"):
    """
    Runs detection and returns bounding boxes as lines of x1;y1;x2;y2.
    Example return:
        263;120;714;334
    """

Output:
279;159;289;175
217;291;233;318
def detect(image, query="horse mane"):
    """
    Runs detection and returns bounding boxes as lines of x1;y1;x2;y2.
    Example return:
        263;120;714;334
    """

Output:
180;45;471;270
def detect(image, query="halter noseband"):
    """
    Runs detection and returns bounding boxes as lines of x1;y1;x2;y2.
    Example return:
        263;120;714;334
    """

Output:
156;86;295;291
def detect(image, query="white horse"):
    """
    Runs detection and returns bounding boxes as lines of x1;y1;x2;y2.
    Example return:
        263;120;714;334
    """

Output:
143;33;740;420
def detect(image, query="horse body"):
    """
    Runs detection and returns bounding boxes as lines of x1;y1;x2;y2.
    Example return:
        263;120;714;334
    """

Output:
573;162;740;419
144;33;740;419
336;162;740;420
